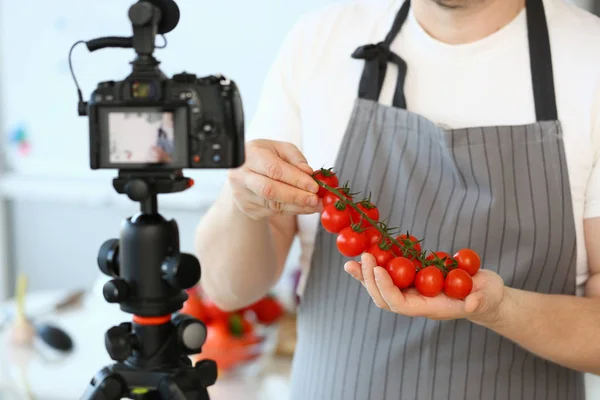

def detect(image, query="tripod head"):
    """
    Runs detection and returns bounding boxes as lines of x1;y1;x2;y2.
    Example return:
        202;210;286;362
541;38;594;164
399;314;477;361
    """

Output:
99;171;199;316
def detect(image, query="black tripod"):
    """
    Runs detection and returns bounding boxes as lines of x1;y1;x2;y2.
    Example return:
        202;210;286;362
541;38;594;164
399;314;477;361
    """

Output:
81;173;217;399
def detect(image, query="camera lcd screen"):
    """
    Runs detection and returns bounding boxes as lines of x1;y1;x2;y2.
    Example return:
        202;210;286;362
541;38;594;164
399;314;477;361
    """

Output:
109;111;174;164
97;107;188;169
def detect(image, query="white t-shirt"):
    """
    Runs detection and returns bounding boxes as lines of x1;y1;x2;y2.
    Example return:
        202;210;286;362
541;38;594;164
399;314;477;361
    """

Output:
246;0;600;295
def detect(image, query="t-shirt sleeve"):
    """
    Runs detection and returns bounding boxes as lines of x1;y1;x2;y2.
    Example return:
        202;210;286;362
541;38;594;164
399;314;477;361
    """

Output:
243;17;309;151
585;78;600;219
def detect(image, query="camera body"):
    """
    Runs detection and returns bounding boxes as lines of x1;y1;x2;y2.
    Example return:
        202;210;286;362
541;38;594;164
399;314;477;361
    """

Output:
87;70;245;170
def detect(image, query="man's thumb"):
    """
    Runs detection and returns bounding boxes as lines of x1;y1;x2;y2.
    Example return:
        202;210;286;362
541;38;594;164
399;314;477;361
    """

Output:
464;292;484;314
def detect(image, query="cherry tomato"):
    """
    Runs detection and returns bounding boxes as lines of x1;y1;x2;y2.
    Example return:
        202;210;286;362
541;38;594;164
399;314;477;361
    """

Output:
322;188;352;207
203;298;231;321
313;169;339;198
412;258;423;271
351;201;380;228
453;248;481;276
393;234;422;258
426;251;456;269
367;242;395;268
363;227;382;247
444;269;474;300
248;296;284;325
386;257;417;289
321;203;352;233
337;226;368;257
414;266;445;297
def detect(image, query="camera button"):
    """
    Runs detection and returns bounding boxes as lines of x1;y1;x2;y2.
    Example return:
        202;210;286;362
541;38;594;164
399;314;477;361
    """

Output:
212;153;222;164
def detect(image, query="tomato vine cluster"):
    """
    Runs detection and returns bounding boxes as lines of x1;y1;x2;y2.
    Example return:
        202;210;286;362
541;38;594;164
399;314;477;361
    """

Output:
313;168;482;300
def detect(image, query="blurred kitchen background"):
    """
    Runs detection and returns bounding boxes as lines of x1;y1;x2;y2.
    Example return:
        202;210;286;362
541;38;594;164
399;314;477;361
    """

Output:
0;0;598;399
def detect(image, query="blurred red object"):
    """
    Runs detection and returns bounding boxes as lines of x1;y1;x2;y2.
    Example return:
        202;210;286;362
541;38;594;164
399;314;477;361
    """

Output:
180;287;284;374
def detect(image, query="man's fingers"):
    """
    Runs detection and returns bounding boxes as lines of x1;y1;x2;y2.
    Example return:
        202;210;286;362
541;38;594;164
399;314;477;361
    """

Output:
374;267;406;312
243;171;319;207
344;261;366;286
247;149;320;194
247;193;321;215
272;141;311;170
360;253;389;310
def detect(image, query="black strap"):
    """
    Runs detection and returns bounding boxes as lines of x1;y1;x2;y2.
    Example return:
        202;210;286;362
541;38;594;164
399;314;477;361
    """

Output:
526;0;558;121
352;0;558;121
352;0;410;108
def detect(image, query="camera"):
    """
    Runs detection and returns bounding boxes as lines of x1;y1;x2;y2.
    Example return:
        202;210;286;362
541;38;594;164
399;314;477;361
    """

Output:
88;72;245;170
76;0;245;173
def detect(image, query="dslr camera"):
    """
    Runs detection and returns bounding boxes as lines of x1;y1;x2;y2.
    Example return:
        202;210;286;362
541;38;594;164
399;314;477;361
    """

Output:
77;0;245;173
87;73;245;170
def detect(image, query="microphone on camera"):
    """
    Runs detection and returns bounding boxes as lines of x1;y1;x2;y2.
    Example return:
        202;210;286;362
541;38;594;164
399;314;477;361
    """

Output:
83;0;179;53
143;0;180;34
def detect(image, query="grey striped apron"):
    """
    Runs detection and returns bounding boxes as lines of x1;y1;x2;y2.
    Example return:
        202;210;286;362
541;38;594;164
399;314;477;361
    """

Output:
290;0;585;399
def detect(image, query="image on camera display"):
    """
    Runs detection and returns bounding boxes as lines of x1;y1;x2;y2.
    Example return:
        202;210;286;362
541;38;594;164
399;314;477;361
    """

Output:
108;111;174;164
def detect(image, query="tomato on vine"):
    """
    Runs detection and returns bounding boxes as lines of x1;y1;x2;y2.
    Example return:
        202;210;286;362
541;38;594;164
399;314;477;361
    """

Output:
453;249;481;276
414;266;445;297
321;203;352;233
351;199;380;228
363;227;381;247
386;257;416;289
425;251;456;270
393;233;422;259
313;168;339;198
443;269;473;300
367;240;395;267
323;187;352;207
337;225;368;257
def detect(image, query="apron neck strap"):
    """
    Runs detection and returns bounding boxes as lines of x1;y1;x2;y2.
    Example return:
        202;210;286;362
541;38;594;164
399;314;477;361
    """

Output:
526;0;558;121
352;0;558;122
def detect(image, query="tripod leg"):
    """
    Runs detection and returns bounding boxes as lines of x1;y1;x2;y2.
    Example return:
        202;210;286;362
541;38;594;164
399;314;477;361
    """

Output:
157;376;210;400
81;367;128;400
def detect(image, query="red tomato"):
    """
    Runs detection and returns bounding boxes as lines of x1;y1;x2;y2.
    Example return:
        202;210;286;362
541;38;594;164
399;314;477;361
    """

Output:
414;266;445;297
337;226;368;257
367;242;395;268
313;169;339;198
453;249;481;276
444;269;474;300
412;258;423;271
322;188;352;207
425;251;456;269
351;201;380;228
363;227;382;247
199;319;261;371
249;296;284;325
180;292;210;323
393;234;422;258
203;298;231;321
386;257;417;289
321;203;352;233
205;319;231;344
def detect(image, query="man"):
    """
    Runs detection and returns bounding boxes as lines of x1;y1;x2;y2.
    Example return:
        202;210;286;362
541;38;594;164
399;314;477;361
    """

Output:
195;0;600;398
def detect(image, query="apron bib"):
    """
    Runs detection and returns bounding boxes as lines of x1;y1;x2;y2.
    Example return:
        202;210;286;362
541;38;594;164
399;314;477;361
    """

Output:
290;0;584;399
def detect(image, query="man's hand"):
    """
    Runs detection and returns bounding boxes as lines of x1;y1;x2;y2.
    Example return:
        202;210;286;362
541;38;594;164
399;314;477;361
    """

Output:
345;253;506;326
228;139;321;220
